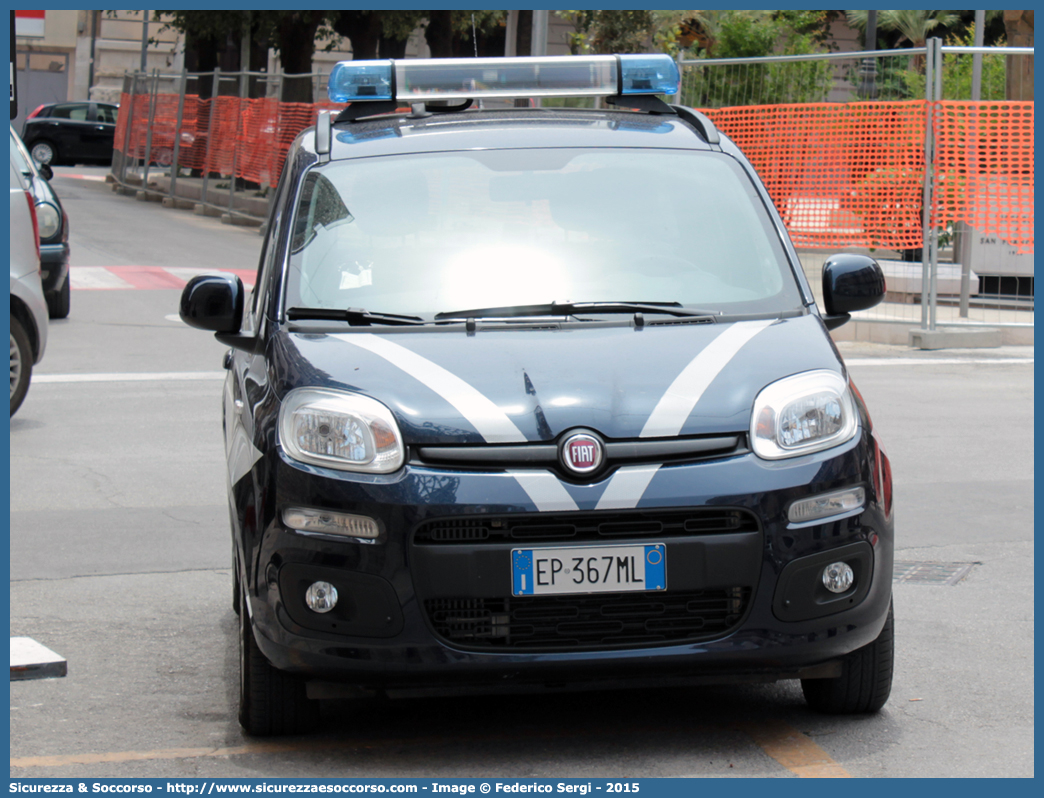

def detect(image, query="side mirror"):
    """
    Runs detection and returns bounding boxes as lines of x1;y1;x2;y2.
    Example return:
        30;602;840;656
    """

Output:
37;163;53;181
821;254;886;330
179;272;256;351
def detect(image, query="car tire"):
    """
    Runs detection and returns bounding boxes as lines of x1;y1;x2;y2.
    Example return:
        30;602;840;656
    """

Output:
232;547;241;616
47;276;71;319
30;140;58;166
801;599;894;714
238;584;320;736
10;317;33;417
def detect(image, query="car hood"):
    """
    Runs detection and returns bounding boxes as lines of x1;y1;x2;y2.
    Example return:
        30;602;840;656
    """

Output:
273;314;845;445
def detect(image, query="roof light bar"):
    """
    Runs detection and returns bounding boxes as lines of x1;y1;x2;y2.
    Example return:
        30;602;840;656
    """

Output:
618;54;680;95
328;54;679;104
329;59;394;102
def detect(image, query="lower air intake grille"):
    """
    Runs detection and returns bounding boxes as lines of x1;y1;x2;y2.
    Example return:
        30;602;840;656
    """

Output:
425;588;750;650
415;508;759;545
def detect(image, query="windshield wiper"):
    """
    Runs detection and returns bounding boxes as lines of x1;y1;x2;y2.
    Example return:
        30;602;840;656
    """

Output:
287;307;426;326
434;301;719;321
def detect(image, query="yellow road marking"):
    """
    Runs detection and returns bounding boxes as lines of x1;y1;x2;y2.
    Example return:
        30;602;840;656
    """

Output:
14;720;850;777
11;742;322;769
736;720;851;778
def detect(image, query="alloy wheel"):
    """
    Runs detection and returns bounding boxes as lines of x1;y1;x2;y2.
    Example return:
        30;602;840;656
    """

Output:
10;333;22;399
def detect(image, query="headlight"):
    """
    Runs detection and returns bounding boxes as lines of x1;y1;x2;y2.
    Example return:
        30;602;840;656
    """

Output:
278;388;405;473
751;370;858;460
35;202;60;240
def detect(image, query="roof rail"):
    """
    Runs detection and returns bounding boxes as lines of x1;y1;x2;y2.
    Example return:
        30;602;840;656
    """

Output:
315;110;332;161
670;105;720;146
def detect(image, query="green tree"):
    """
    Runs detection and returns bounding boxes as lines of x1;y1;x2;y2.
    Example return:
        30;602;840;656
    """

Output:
153;10;268;97
846;10;960;71
448;10;506;57
681;11;834;108
269;11;330;102
1003;10;1033;100
560;10;656;55
901;25;1008;100
160;10;507;101
157;10;330;102
328;10;425;60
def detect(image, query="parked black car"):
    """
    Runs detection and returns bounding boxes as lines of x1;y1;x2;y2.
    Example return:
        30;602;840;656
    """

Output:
10;127;71;318
21;101;118;166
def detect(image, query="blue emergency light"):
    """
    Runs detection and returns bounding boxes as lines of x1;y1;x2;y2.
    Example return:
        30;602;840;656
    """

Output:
328;54;680;104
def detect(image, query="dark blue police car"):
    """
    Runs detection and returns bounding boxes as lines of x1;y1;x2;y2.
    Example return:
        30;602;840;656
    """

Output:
180;54;894;736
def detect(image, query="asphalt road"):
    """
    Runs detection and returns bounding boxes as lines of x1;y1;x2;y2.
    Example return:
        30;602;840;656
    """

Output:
8;165;1034;779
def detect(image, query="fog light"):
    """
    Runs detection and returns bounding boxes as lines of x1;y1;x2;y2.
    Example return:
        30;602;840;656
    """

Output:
305;581;339;613
822;562;854;594
788;487;865;524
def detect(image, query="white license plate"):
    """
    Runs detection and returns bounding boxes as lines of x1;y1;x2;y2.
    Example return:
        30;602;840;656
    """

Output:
511;543;666;596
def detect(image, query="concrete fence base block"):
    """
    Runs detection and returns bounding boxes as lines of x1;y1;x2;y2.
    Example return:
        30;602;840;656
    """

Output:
194;204;224;218
220;213;263;228
909;327;1003;350
161;197;196;211
11;637;67;681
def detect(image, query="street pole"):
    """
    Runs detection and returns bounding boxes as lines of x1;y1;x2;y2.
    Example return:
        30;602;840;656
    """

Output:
88;10;98;96
919;38;935;329
140;10;149;72
971;9;985;101
929;40;943;332
530;10;549;108
959;10;986;318
504;11;518;57
858;10;879;99
169;66;187;202
240;13;251;98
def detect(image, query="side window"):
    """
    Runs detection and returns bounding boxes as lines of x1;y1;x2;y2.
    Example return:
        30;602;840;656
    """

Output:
290;173;351;253
50;104;89;121
95;105;118;125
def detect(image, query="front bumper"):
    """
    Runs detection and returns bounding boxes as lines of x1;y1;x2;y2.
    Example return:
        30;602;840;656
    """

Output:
239;430;894;690
40;242;70;294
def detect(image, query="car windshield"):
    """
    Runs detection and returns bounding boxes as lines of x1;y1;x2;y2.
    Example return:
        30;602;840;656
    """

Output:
283;148;803;319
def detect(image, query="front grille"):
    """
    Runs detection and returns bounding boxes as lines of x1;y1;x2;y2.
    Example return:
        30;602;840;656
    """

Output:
425;588;750;650
415;508;759;545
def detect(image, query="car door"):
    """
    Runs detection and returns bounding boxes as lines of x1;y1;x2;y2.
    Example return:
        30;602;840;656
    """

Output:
88;103;118;162
41;103;93;162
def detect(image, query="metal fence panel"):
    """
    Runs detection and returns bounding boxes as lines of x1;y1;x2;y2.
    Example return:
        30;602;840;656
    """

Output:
111;47;1033;329
679;43;1033;330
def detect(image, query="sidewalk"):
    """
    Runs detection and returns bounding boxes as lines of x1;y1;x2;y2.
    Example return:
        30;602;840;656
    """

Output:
835;340;1034;362
111;167;268;228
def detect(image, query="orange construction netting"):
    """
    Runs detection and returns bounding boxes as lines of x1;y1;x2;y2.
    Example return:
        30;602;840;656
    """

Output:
114;92;341;185
114;94;1034;254
705;101;928;252
933;101;1034;254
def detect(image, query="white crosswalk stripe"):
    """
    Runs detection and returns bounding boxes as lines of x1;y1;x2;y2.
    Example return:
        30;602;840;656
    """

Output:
68;267;136;290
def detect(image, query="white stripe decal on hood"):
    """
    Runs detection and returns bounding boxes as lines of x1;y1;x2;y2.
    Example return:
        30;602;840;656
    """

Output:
510;467;663;513
508;471;579;512
640;319;775;439
342;334;527;443
595;466;661;511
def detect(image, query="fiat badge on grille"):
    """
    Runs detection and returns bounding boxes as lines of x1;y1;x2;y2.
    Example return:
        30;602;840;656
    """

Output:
561;431;604;475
